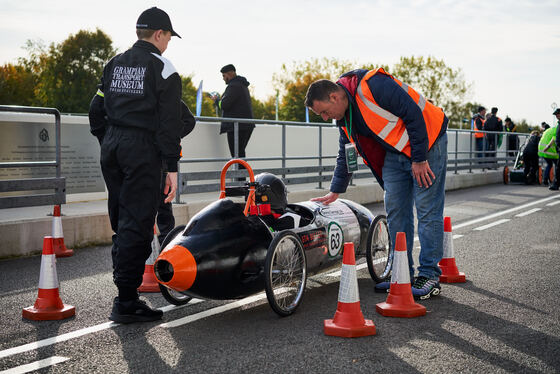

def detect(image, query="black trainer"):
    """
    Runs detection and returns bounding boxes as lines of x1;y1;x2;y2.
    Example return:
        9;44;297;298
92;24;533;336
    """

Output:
411;276;441;300
109;297;163;324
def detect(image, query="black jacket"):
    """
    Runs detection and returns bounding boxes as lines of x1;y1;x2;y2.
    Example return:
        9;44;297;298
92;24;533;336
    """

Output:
88;40;183;172
218;75;254;133
484;114;503;132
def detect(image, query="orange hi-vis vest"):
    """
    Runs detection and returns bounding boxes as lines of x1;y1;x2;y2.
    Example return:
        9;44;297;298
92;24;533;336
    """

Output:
355;68;445;157
473;115;485;139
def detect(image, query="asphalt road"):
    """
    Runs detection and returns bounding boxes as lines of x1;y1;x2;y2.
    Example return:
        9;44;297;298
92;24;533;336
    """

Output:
1;183;559;373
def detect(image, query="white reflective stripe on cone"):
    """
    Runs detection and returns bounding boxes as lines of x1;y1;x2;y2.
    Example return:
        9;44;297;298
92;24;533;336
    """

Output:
52;216;63;238
390;250;411;284
145;235;160;265
442;231;454;259
338;264;359;303
38;254;59;289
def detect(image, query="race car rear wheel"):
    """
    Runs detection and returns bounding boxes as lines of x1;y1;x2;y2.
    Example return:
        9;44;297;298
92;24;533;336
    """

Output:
503;166;509;184
366;215;393;283
265;231;307;317
158;225;193;306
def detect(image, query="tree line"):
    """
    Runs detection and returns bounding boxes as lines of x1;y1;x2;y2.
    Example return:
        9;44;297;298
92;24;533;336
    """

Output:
0;29;535;132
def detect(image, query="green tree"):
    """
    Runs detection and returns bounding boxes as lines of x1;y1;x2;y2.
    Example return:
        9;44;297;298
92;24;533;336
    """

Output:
251;95;276;120
391;56;471;128
21;29;115;112
272;58;386;122
180;76;215;117
0;63;36;105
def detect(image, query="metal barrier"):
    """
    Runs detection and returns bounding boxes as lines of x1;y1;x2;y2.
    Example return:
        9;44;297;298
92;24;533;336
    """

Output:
0;105;66;208
177;117;530;202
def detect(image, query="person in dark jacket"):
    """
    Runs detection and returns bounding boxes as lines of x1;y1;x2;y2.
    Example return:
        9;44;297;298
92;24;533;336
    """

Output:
305;69;448;300
157;102;196;244
523;130;541;184
484;107;503;166
210;65;254;164
504;117;519;158
88;7;182;324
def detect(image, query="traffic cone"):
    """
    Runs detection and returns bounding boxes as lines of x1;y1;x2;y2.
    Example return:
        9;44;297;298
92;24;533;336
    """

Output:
22;236;75;321
438;217;466;283
138;225;161;293
376;232;426;318
52;205;73;258
324;242;376;338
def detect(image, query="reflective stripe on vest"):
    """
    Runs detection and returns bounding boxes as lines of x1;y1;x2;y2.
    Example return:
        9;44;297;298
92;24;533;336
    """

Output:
355;68;445;157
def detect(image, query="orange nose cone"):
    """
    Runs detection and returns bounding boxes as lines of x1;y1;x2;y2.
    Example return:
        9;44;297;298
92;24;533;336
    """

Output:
154;245;197;291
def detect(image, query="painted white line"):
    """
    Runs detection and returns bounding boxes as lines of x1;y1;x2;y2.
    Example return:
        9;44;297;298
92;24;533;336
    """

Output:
160;293;268;328
474;219;510;231
547;200;560;207
453;195;560;231
0;356;69;374
515;208;541;217
326;262;368;278
453;234;464;239
0;299;202;360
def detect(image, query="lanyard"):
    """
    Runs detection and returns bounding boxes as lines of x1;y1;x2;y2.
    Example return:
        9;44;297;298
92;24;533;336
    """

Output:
344;102;353;138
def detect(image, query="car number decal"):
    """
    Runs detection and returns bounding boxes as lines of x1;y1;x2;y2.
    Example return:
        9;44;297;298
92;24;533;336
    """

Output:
327;222;344;257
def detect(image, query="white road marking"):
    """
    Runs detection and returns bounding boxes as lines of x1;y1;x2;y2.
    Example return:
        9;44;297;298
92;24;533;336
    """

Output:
515;208;541;217
160;293;268;328
474;219;510;231
546;200;560;207
0;299;202;360
453;234;464;239
453;195;559;230
0;356;69;374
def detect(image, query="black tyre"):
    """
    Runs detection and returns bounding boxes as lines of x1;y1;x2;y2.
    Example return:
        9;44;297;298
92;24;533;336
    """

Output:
264;231;307;317
366;215;392;283
158;225;193;306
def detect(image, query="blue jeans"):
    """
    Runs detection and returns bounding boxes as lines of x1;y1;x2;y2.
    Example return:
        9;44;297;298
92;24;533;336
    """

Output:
382;133;448;280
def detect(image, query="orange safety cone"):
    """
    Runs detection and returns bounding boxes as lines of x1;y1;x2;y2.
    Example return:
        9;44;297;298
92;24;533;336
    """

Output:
438;216;466;283
376;232;426;318
324;242;376;338
138;225;161;293
52;205;73;258
23;236;75;321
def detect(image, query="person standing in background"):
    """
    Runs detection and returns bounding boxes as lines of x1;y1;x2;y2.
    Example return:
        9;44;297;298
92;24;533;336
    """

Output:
504;117;519;158
472;106;486;162
210;64;254;167
484;107;503;167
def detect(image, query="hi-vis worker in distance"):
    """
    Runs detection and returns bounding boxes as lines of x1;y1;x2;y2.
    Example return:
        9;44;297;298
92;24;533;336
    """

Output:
305;68;448;300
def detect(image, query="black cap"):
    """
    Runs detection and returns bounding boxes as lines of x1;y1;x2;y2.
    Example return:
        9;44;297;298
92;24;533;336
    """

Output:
553;108;560;115
220;64;236;73
136;7;181;38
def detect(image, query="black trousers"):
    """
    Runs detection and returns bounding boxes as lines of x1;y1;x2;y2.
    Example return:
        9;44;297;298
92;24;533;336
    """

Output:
100;126;161;296
157;172;175;245
226;128;254;159
522;152;539;184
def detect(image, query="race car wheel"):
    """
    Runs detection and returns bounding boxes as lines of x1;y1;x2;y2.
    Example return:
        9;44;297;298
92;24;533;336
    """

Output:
366;215;393;283
158;225;193;306
503;166;509;184
264;231;307;317
538;166;543;185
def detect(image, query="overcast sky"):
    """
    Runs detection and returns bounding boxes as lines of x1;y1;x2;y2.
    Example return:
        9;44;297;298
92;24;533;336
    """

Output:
1;0;559;126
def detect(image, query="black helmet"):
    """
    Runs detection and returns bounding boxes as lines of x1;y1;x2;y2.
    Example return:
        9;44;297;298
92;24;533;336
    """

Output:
255;173;287;212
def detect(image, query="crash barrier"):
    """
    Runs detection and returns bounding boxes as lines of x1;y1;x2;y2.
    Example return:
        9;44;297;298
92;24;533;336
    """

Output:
22;236;75;321
324;242;376;338
0;105;66;209
178;116;531;200
52;205;74;258
438;216;466;283
376;232;426;318
138;225;162;293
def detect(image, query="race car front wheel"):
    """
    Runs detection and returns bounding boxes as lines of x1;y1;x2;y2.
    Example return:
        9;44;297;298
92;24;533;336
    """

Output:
158;225;193;306
264;231;307;317
366;215;393;283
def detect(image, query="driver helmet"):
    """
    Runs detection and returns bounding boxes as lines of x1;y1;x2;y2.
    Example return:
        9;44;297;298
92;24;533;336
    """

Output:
254;173;287;213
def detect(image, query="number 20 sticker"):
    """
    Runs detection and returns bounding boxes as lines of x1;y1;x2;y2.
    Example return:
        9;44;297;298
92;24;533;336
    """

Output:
327;222;344;257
